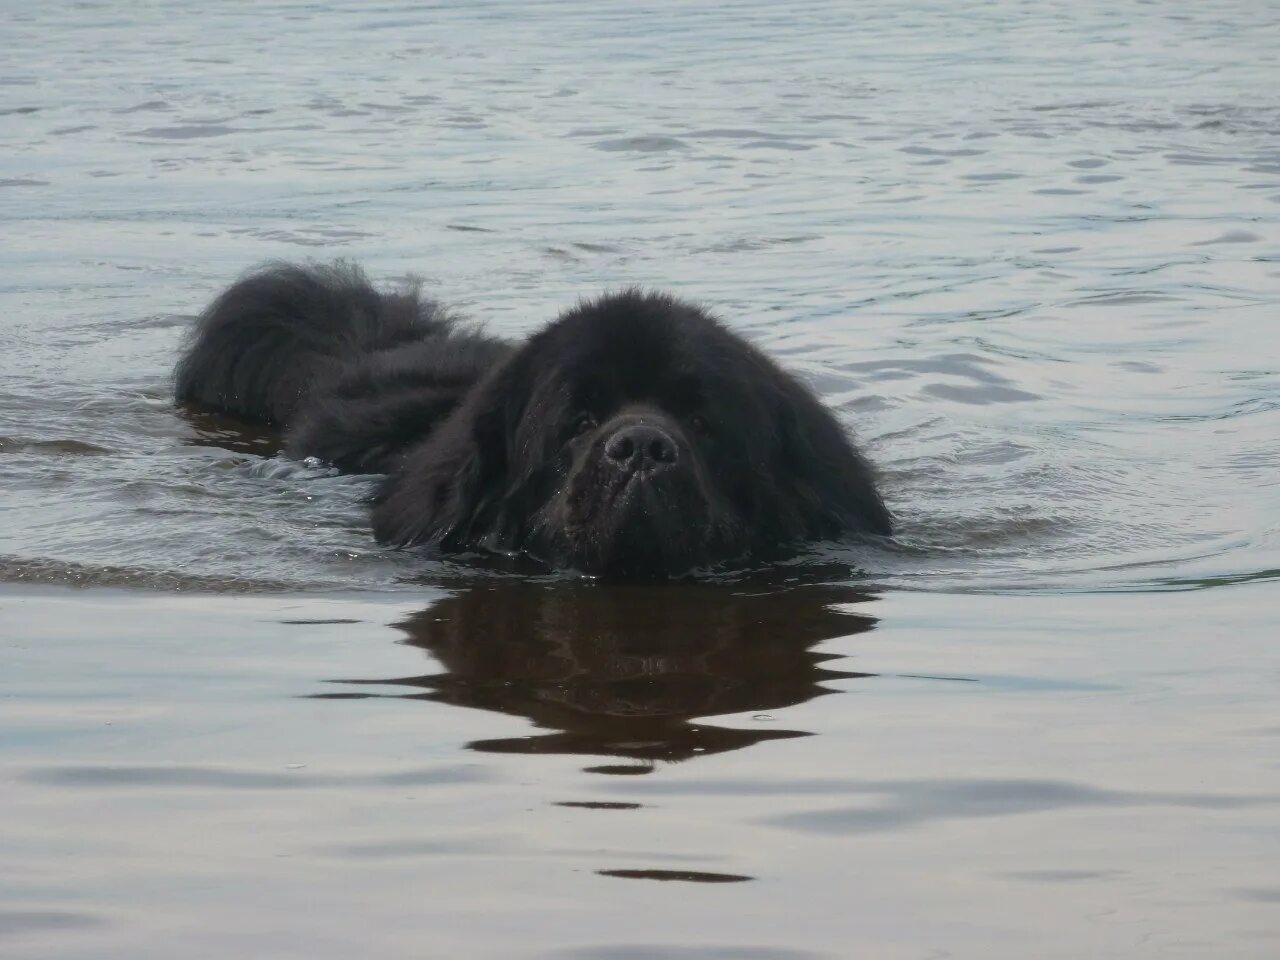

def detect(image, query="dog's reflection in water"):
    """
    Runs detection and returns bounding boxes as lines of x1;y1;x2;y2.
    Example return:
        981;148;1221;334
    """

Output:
321;582;878;772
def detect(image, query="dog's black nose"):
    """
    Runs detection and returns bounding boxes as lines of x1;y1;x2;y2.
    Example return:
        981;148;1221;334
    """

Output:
604;423;678;470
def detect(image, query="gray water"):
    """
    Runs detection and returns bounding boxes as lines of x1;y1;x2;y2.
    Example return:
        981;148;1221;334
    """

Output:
2;1;1279;957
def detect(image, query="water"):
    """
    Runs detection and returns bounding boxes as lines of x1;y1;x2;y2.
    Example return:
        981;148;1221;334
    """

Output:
2;1;1278;956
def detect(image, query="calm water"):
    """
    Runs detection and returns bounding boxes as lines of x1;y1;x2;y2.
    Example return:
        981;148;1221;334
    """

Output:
2;1;1279;957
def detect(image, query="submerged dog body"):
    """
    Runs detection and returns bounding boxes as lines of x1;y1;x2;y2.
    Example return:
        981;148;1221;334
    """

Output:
176;262;891;577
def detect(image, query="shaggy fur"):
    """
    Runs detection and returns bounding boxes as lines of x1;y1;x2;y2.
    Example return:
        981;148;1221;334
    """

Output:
176;261;891;577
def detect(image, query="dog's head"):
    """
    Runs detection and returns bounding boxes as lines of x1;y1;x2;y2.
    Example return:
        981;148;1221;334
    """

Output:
374;290;891;578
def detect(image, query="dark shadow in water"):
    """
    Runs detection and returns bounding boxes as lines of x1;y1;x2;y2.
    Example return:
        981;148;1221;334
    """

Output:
597;869;752;883
316;582;878;772
545;944;824;960
177;403;283;456
0;910;107;937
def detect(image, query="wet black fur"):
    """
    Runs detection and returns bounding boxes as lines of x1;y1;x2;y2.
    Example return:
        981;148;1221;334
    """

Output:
175;261;891;577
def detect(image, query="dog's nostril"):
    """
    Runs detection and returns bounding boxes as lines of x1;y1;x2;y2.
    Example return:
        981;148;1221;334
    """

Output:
649;436;676;463
606;434;635;461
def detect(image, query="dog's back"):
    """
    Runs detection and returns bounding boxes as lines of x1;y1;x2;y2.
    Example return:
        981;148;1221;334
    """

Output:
176;261;511;472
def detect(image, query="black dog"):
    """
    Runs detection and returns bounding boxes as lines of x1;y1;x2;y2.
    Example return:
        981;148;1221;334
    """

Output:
176;262;891;577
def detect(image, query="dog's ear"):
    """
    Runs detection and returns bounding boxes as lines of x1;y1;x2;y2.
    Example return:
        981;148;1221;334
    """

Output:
371;349;537;550
771;374;893;538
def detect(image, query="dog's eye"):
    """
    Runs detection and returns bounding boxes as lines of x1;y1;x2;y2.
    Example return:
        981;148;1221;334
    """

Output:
572;414;597;437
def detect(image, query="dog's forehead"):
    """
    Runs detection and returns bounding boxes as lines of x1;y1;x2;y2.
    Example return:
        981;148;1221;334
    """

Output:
560;328;720;400
567;365;705;411
528;291;762;412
